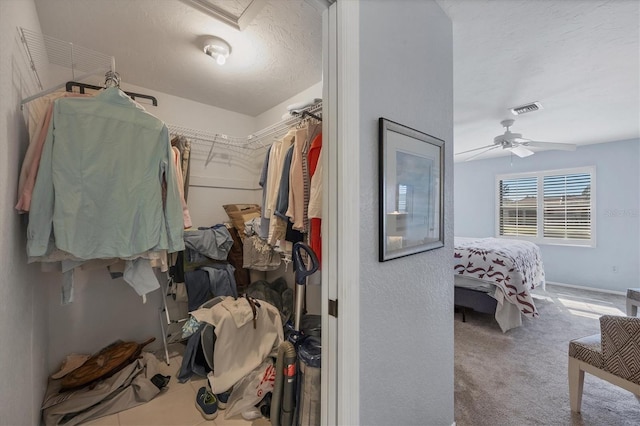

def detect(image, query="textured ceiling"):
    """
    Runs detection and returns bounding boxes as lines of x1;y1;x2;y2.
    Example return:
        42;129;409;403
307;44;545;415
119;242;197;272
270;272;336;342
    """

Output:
34;0;323;117
437;0;639;160
33;0;639;154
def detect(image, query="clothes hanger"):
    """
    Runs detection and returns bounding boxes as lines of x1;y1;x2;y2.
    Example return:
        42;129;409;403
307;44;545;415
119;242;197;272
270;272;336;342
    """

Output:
65;71;159;106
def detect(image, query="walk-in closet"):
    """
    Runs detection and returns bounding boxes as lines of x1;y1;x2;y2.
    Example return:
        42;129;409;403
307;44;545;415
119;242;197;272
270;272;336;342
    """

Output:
9;0;330;424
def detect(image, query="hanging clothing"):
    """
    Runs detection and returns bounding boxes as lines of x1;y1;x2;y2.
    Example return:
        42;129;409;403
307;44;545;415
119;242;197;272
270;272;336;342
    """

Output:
271;141;305;249
286;122;321;233
171;145;192;228
170;135;191;200
302;128;322;232
27;87;184;259
265;130;296;216
258;145;273;240
285;125;308;231
270;144;295;245
308;148;322;219
16;91;93;213
308;132;323;265
182;144;191;200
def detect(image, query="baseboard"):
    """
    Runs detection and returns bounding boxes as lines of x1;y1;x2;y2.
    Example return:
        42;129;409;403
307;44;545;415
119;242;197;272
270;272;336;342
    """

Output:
546;281;626;296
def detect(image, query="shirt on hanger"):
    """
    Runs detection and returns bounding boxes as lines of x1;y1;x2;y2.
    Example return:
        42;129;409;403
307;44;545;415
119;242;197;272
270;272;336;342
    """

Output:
27;87;185;259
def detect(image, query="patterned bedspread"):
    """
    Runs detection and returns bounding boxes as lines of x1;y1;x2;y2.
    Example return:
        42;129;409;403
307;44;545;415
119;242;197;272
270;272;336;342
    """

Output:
454;237;545;318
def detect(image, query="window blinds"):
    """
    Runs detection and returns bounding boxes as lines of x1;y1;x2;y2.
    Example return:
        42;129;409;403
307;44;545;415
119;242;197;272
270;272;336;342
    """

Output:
497;167;594;245
498;177;538;237
543;173;591;240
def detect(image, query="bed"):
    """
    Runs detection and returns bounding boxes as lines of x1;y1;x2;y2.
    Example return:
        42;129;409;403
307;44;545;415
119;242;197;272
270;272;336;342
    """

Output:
454;237;545;332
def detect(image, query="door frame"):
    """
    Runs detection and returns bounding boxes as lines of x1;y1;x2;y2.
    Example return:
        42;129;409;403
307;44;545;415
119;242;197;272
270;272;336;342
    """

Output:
319;0;361;425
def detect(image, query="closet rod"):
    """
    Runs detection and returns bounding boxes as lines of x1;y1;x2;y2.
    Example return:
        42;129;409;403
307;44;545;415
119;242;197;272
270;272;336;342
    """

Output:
20;69;102;107
65;81;159;106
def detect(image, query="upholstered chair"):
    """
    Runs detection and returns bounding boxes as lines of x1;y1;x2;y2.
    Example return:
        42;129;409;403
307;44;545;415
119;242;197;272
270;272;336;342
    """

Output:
627;288;640;316
568;315;640;412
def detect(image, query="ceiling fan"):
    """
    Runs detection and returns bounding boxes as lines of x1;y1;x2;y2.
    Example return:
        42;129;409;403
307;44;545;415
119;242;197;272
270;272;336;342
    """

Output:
456;119;577;161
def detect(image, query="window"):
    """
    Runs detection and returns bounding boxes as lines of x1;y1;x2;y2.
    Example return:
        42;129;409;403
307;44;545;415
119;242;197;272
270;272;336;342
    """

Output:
496;167;595;246
498;176;537;237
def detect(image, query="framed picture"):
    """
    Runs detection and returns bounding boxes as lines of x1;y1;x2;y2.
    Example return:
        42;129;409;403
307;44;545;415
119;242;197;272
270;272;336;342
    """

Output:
379;118;444;261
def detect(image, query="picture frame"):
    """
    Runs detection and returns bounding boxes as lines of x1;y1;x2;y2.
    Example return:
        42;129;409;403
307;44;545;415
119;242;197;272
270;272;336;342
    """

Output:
379;117;444;262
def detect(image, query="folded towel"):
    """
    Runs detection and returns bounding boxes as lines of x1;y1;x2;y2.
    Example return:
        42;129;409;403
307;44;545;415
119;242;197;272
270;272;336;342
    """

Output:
286;98;321;112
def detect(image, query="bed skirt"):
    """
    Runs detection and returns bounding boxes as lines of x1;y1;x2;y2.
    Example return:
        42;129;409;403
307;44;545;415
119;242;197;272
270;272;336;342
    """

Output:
454;276;522;332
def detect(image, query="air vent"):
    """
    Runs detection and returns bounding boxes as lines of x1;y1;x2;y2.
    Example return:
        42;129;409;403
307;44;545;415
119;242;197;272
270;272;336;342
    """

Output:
510;102;543;115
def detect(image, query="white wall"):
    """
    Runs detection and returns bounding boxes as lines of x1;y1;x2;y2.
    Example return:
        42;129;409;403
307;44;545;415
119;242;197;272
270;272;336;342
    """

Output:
454;139;640;293
358;1;454;424
0;0;50;423
253;81;322;131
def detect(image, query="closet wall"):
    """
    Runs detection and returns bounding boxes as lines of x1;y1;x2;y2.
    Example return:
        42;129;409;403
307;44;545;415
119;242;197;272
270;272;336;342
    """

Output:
0;1;50;424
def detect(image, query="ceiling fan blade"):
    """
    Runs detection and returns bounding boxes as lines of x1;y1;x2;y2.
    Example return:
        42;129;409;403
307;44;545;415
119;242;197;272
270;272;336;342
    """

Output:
510;145;534;158
455;143;496;155
521;141;577;151
464;145;500;161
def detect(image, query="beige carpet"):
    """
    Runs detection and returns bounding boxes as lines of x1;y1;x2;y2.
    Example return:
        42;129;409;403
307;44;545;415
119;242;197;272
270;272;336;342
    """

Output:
454;284;640;426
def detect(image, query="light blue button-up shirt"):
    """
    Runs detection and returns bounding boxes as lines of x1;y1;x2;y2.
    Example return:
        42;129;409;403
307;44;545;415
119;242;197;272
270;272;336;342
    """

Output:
27;87;185;259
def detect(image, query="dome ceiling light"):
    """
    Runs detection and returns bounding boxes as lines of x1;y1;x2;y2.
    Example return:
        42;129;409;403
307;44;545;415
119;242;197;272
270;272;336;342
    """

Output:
203;36;231;65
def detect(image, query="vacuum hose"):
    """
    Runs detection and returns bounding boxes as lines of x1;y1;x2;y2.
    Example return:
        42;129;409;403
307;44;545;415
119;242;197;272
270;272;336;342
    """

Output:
271;341;297;426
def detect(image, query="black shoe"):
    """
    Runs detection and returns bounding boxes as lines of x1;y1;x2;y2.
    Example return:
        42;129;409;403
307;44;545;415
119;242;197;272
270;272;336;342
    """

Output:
195;386;218;420
150;374;171;390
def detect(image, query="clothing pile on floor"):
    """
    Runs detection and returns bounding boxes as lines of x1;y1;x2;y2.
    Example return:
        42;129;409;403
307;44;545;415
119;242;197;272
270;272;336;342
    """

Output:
42;350;168;425
178;277;292;420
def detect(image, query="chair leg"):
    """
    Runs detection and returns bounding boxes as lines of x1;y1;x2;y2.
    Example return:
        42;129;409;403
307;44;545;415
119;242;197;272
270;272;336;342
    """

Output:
569;357;585;412
627;300;638;317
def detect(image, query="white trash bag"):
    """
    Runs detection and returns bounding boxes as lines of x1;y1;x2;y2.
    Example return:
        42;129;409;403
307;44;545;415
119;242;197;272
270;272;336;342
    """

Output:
224;359;276;419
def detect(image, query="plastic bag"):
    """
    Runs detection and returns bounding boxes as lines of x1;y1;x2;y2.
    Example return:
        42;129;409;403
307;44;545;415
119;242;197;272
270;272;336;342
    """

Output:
224;359;276;418
242;235;281;271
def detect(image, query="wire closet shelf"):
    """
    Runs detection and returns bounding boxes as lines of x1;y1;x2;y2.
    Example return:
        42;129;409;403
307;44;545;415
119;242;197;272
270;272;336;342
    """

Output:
168;101;322;165
19;27;115;106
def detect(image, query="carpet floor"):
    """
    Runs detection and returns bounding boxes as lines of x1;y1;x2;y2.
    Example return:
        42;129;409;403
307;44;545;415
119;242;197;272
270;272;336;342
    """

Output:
454;284;640;426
